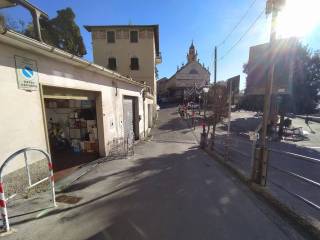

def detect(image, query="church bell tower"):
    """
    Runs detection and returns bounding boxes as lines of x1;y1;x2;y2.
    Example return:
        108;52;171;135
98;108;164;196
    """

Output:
187;41;198;63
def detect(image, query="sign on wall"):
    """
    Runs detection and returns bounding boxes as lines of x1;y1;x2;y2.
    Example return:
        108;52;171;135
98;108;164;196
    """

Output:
14;55;39;91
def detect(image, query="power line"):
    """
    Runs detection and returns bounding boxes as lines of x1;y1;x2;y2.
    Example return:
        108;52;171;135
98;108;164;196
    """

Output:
219;9;265;61
218;0;259;47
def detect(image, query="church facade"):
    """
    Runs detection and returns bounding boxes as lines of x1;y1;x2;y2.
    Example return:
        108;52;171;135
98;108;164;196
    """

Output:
158;42;210;103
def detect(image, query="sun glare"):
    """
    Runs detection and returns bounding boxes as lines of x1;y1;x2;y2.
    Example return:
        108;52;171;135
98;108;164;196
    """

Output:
277;0;320;38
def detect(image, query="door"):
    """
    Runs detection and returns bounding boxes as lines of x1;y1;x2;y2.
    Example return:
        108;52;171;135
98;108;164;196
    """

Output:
123;97;134;141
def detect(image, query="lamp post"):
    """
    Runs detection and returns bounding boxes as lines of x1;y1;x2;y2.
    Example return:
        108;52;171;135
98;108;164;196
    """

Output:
200;86;209;148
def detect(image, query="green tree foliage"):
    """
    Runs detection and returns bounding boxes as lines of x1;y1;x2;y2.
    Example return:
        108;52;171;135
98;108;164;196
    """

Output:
237;94;264;112
22;8;86;57
292;48;320;114
44;8;86;57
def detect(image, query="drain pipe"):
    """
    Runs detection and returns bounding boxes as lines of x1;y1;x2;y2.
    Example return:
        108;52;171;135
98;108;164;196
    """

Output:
142;82;146;139
0;16;7;35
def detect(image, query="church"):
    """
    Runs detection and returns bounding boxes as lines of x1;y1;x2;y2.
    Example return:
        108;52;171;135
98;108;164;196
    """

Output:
158;42;210;103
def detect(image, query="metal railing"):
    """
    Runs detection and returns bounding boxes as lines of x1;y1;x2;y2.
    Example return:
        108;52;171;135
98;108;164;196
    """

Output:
268;147;320;212
0;148;56;232
106;135;134;160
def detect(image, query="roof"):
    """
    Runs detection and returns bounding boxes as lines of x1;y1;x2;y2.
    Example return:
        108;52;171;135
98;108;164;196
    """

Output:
0;0;48;18
0;29;145;88
84;24;160;56
157;77;168;82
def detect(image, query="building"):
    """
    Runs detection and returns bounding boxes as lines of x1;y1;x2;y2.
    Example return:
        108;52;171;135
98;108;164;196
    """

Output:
84;24;161;108
0;26;155;185
159;42;210;102
245;38;298;96
156;77;169;101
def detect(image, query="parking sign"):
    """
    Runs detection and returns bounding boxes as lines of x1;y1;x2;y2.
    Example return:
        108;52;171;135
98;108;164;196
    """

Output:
14;55;39;91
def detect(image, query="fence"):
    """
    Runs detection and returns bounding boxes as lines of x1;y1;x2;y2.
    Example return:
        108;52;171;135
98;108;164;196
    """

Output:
0;148;56;232
208;133;320;219
267;148;320;212
106;135;134;161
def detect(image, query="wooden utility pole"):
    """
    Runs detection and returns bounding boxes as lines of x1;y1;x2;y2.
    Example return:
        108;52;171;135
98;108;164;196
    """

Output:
256;0;286;185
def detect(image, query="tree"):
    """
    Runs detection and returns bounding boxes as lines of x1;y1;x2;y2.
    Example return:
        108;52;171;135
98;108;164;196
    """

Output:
45;8;86;57
23;8;86;57
206;85;228;142
292;48;320;114
1;14;27;34
241;42;320;115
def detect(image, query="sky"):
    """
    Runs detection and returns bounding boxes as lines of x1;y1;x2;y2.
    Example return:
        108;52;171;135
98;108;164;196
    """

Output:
1;0;320;90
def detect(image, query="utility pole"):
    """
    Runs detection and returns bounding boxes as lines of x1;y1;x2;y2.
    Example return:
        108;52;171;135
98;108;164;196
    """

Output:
210;46;218;150
254;0;286;185
214;46;217;85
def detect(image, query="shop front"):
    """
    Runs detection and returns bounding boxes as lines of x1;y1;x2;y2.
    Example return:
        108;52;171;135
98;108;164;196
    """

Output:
42;86;102;173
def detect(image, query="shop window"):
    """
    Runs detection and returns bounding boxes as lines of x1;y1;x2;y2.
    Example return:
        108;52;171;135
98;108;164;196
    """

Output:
108;57;117;70
130;30;138;43
130;57;139;70
107;31;115;43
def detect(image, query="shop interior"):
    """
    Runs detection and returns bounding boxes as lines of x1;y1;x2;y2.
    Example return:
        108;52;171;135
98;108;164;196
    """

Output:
44;98;99;173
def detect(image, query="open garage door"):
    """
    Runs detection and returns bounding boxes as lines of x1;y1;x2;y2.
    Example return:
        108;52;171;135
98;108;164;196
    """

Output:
42;86;102;178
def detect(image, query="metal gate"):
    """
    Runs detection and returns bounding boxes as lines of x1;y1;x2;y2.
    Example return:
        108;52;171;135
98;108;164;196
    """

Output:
123;97;135;142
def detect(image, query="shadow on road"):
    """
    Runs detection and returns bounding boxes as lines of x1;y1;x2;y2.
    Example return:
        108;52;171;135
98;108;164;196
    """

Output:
9;147;260;240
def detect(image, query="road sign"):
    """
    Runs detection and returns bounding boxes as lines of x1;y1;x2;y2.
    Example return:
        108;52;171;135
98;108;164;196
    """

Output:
249;131;258;141
14;56;39;91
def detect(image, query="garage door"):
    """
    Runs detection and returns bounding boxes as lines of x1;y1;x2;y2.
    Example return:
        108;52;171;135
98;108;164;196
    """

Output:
123;97;134;141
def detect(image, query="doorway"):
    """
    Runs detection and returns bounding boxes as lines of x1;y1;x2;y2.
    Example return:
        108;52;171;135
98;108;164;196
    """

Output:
42;86;101;176
123;96;139;141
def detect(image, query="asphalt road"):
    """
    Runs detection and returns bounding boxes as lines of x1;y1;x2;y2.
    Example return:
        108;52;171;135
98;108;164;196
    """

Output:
5;107;309;240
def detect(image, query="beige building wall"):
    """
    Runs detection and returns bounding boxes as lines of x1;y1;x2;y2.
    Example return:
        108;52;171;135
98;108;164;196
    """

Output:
88;26;159;101
0;33;147;174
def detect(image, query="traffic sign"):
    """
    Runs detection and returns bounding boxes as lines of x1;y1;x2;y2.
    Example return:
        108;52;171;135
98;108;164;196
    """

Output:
14;56;39;91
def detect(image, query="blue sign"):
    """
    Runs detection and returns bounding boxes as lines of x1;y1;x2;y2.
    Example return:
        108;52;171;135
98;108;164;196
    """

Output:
22;66;34;79
15;56;39;91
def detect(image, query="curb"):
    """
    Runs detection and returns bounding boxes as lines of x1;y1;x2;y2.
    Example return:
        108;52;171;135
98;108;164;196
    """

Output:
181;115;320;240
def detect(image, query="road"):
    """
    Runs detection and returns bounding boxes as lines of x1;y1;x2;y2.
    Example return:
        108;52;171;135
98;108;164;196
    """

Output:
6;107;308;240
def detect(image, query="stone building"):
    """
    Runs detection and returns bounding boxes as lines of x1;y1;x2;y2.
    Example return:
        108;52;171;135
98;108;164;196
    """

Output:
158;42;210;103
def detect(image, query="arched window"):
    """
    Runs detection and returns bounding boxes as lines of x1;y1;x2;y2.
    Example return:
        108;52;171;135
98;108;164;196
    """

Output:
189;69;198;74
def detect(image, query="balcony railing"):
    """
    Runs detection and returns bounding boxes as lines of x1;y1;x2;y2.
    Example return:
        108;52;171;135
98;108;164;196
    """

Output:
156;52;162;64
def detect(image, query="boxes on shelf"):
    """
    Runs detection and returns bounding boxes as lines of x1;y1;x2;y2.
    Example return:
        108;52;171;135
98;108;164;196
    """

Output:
70;129;81;139
87;120;96;130
71;139;81;153
83;140;98;153
80;141;85;151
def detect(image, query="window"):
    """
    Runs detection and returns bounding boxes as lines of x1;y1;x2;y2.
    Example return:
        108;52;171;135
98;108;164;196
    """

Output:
130;31;138;43
189;69;199;74
130;57;139;70
107;31;115;43
108;57;117;70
